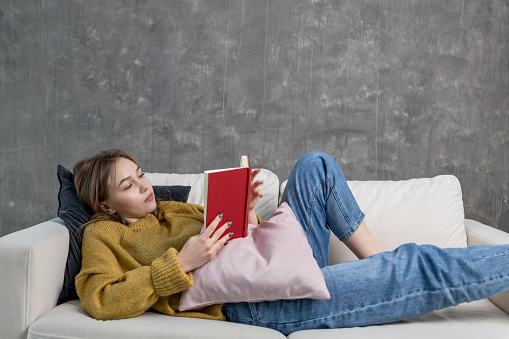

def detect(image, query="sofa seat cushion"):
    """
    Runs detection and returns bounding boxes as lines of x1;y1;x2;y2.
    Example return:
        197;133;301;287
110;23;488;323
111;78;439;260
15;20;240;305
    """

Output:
145;168;279;221
287;299;509;339
28;300;285;339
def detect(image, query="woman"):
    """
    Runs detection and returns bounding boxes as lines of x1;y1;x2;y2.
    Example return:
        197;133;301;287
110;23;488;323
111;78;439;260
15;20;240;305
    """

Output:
74;149;509;334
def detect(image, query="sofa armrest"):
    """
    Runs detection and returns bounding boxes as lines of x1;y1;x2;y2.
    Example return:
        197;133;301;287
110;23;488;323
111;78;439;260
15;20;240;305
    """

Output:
465;219;509;247
464;218;509;316
0;219;69;339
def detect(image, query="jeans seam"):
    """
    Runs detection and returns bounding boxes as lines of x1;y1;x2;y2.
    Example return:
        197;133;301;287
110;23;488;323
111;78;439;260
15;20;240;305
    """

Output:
326;177;363;241
305;176;364;242
473;251;509;261
247;302;258;321
303;177;326;241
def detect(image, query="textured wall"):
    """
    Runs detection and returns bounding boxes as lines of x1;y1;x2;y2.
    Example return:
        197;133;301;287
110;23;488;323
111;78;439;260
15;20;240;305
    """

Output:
1;0;508;237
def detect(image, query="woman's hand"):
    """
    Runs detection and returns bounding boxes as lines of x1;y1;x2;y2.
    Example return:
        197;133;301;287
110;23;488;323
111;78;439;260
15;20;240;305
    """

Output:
248;169;263;224
176;214;233;273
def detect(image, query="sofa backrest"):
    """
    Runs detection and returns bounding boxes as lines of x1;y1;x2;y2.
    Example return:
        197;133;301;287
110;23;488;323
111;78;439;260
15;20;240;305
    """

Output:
145;169;280;222
147;171;467;266
329;175;467;264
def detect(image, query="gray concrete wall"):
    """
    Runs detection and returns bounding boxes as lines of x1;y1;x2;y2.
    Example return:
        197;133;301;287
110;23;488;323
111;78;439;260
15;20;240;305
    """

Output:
1;0;508;237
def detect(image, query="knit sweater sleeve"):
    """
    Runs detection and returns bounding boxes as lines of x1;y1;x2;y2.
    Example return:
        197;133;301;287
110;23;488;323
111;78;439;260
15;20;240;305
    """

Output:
75;224;193;320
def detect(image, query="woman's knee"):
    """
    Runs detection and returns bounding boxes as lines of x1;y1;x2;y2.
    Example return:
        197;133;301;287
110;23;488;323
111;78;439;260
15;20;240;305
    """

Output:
295;152;335;168
294;152;342;177
298;152;332;162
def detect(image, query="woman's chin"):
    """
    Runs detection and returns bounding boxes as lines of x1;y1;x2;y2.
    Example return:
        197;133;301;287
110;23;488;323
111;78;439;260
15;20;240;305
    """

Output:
149;200;158;211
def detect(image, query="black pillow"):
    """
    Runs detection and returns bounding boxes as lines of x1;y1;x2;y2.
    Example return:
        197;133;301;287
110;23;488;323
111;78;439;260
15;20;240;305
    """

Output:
56;165;191;305
152;185;192;203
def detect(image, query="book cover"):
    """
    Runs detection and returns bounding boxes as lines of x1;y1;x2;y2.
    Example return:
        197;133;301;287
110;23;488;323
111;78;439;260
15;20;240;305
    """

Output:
203;156;251;241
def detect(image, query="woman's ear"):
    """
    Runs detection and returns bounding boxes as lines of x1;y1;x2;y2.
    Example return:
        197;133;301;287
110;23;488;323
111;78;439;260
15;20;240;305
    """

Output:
99;201;116;214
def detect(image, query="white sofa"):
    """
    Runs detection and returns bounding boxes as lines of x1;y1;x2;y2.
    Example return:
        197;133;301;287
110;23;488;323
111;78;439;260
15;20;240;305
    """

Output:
2;170;509;339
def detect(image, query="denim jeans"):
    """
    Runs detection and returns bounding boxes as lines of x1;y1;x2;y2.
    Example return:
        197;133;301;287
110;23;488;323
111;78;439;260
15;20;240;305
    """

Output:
223;152;509;335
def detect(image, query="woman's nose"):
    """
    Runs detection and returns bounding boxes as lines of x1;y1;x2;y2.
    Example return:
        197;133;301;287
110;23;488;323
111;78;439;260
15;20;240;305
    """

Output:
139;179;148;192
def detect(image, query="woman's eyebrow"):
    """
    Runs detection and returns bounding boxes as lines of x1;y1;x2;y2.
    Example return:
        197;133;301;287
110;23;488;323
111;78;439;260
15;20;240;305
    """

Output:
118;166;140;187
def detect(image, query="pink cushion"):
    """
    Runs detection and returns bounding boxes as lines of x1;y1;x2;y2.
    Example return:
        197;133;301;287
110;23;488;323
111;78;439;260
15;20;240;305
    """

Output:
179;202;330;311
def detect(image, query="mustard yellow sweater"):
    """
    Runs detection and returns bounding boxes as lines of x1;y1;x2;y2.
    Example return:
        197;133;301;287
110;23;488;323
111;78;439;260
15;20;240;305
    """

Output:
75;201;225;321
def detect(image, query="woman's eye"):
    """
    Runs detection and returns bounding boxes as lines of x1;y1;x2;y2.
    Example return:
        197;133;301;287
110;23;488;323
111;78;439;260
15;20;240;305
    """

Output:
139;172;145;178
125;184;132;190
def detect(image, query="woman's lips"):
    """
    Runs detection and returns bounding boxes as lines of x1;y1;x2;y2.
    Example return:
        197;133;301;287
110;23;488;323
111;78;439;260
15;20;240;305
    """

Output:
145;192;154;203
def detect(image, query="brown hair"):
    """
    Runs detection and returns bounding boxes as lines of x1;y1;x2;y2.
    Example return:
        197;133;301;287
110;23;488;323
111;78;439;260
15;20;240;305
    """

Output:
74;149;159;228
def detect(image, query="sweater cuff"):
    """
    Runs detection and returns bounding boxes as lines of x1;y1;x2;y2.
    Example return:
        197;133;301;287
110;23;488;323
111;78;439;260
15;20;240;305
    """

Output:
151;248;193;296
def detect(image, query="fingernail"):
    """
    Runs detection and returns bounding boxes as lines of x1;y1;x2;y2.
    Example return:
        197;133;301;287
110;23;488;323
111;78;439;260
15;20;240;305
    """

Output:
225;240;231;245
219;213;223;219
227;221;233;227
229;232;234;238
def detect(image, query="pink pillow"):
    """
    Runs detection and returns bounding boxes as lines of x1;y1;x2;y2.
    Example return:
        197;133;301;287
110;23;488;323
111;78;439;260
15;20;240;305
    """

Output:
179;202;330;311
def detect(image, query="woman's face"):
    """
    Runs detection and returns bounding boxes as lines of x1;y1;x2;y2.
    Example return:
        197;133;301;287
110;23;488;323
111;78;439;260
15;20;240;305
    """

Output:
101;157;157;224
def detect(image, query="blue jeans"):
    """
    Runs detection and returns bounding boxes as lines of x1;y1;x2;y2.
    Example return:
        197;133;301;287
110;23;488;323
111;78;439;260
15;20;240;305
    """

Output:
223;152;509;335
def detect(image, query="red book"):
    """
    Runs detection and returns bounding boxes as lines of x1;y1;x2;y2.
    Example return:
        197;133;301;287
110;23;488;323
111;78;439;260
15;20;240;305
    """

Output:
203;156;251;241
